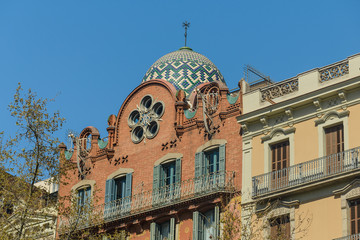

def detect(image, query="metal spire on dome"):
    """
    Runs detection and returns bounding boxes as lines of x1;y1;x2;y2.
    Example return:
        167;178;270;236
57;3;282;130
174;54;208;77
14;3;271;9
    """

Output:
182;21;190;47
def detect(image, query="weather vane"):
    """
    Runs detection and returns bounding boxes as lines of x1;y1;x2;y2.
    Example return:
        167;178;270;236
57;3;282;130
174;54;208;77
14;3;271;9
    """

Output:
182;21;190;47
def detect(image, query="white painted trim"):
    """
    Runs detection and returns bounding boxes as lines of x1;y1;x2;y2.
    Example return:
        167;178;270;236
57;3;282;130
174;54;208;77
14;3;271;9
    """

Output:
242;139;253;204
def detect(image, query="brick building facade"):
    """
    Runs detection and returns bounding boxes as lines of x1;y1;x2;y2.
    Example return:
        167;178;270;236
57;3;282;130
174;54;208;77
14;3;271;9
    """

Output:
58;46;243;239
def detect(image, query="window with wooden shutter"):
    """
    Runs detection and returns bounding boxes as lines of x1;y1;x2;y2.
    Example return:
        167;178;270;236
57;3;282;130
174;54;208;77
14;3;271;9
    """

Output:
270;141;289;189
269;214;290;240
325;124;344;174
350;199;360;235
325;124;344;155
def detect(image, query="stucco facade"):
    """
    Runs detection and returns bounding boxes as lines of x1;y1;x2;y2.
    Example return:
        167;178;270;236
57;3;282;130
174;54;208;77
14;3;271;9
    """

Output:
238;53;360;239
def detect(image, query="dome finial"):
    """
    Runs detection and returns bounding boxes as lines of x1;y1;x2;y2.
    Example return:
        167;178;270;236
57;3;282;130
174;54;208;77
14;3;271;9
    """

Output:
182;21;190;47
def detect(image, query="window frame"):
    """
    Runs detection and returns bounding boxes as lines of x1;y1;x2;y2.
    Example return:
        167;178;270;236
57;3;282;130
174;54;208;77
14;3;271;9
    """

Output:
193;206;220;240
150;218;176;240
71;179;96;199
335;179;360;237
262;203;296;240
316;110;349;158
262;128;295;174
269;214;291;240
349;198;360;235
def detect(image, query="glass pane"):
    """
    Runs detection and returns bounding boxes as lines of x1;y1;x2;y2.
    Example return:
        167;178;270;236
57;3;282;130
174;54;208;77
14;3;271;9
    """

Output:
159;221;170;239
115;177;126;199
203;209;215;240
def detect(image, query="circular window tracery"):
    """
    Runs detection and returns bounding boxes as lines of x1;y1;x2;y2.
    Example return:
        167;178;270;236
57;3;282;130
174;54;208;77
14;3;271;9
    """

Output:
128;95;165;143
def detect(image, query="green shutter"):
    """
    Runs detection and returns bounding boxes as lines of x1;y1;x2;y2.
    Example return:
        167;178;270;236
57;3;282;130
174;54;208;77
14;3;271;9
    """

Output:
193;211;199;240
104;180;111;217
219;144;226;172
153;165;161;190
125;173;132;197
110;179;115;202
150;222;156;240
219;144;226;187
195;152;204;178
85;187;91;203
214;206;220;240
169;217;175;240
175;158;181;183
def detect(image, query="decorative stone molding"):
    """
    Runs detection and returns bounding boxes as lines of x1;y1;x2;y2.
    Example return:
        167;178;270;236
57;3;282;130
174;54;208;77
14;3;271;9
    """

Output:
241;123;249;134
314;110;350;126
261;127;296;142
260;117;268;128
285;108;293;120
338;90;347;110
274;114;286;125
319;61;349;82
261;78;298;101
313;99;321;111
256;200;298;240
333;179;360;237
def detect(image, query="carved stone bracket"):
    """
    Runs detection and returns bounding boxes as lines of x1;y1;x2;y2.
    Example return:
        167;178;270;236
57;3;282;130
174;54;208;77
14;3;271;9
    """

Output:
338;90;347;110
260;117;268;129
313;98;322;117
285;108;294;127
241;123;249;135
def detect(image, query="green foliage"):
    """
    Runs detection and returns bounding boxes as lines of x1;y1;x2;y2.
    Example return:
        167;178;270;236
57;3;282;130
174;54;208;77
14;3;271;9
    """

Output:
0;83;65;240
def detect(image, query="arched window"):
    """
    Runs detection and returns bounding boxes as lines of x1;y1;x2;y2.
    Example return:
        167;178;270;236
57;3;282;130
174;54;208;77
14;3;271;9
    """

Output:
194;140;226;193
104;169;133;219
153;153;182;205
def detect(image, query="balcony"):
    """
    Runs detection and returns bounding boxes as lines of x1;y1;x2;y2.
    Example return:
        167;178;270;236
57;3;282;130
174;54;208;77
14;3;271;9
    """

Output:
103;171;234;221
252;147;360;198
59;171;235;232
334;233;360;240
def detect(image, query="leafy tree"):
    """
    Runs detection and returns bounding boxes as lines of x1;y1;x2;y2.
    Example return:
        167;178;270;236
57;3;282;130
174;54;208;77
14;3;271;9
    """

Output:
220;195;312;240
0;83;65;239
57;186;128;240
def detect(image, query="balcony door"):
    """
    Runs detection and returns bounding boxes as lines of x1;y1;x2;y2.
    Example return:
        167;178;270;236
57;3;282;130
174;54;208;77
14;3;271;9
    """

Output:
271;141;289;190
325;124;344;174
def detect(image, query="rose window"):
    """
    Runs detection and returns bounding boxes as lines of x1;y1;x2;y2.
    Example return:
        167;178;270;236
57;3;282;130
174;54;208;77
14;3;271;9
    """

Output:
128;95;165;143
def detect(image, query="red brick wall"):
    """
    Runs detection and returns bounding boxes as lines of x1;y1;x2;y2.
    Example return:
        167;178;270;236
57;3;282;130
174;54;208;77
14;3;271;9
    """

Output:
58;80;242;238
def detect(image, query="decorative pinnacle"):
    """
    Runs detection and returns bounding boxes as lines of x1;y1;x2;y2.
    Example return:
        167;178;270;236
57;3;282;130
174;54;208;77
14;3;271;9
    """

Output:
182;21;190;47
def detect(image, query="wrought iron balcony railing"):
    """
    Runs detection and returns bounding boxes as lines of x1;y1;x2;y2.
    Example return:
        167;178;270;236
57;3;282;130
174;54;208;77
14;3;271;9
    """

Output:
252;147;360;198
59;171;235;232
103;170;234;221
334;233;360;240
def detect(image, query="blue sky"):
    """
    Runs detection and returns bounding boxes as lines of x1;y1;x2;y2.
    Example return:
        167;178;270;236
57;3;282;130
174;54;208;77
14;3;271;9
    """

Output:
0;0;359;142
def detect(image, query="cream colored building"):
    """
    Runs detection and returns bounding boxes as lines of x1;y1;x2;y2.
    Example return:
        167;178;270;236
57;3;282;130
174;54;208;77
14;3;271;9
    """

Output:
238;53;360;240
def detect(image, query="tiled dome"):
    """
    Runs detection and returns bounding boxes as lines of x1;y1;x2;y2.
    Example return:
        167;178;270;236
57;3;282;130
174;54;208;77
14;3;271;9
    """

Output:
142;47;226;95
